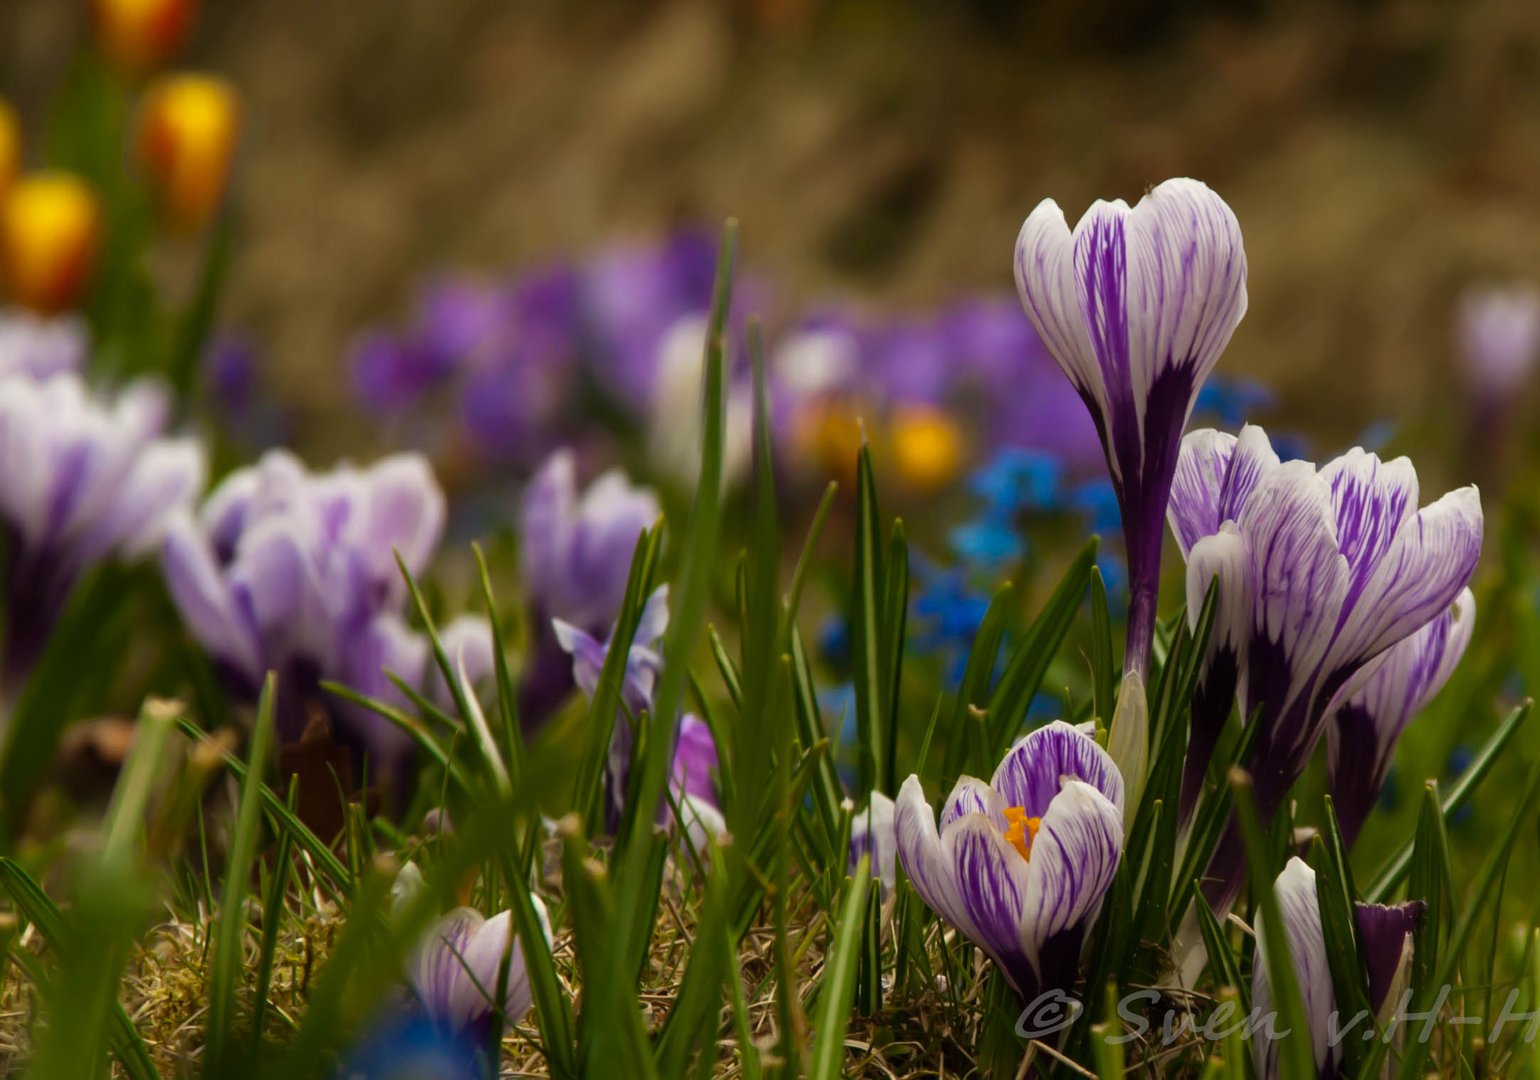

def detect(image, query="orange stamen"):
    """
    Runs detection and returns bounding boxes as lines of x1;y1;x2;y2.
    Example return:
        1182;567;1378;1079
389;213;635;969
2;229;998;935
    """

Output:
1002;806;1041;861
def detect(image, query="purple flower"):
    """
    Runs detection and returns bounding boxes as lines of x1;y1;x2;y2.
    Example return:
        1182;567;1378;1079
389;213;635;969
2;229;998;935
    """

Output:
554;588;722;839
162;449;490;777
942;299;1104;470
1252;857;1421;1079
581;230;719;406
0;310;87;378
408;898;551;1037
350;330;453;415
1015;178;1248;676
895;720;1124;999
1457;284;1540;400
0;373;203;679
848;791;896;892
1168;425;1482;904
1327;588;1474;845
521;449;660;633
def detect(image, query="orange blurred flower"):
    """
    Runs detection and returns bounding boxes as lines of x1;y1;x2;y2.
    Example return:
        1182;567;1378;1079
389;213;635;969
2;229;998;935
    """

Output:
888;403;965;495
1;173;101;314
0;102;18;200
136;74;239;231
91;0;198;75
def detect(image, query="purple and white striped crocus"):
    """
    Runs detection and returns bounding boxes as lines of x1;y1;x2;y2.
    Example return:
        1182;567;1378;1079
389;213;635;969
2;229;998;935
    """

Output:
1168;426;1482;902
1015;178;1248;676
408;896;552;1038
895;721;1124;999
1327;588;1474;846
0;373;203;681
554;588;724;842
162;449;490;782
1252;857;1421;1079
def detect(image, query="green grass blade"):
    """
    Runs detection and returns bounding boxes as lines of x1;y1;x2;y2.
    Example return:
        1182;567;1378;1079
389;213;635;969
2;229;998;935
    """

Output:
808;856;873;1080
1364;700;1531;902
204;671;278;1078
1233;769;1316;1080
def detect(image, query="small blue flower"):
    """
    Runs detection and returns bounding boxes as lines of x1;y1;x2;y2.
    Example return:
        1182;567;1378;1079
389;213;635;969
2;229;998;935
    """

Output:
1194;375;1273;428
948;513;1023;568
1068;479;1121;538
968;449;1064;516
341;1009;486;1080
819;615;851;671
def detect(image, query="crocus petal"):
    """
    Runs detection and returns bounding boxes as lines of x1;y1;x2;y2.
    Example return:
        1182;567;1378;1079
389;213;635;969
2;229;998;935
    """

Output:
1236;460;1350;733
940;775;1005;831
551;619;608;699
1014;200;1106;438
363;452;446;581
162;514;262;684
1330;485;1483;669
991;720;1126;819
1251;857;1336;1078
670;714;719;809
1354;901;1423;1017
945;814;1037;994
1182;524;1253;817
1321;449;1420;607
520;449;575;597
1327;589;1474;844
895;775;978;948
1019;779;1123;993
1169;428;1237;555
84;436;206;561
849;791;897;893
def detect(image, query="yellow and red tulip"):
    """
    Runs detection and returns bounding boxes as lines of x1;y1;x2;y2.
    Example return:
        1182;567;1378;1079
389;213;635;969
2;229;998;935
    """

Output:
136;74;240;232
1;172;101;314
91;0;198;76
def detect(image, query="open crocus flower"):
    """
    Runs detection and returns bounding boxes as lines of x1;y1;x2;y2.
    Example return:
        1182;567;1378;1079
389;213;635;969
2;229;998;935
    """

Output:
1015;178;1247;676
408;897;551;1039
1327;588;1474;846
0;373;203;682
1252;858;1421;1079
162;449;490;786
1168;425;1481;903
895;721;1124;999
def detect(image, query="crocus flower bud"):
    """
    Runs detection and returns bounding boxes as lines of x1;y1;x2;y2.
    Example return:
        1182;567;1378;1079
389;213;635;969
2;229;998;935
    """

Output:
1;173;100;315
136;74;239;232
91;0;198;75
0;102;18;199
1106;670;1148;826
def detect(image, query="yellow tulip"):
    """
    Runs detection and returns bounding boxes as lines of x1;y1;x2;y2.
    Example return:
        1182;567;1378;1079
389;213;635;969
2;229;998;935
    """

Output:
1;173;101;314
137;74;239;231
92;0;197;75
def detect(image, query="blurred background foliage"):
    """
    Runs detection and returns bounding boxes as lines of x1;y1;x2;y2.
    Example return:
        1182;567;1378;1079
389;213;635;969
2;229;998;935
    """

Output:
8;0;1540;485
